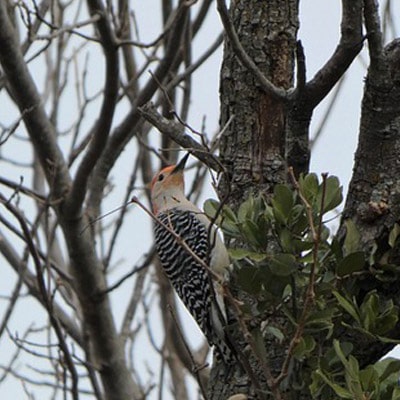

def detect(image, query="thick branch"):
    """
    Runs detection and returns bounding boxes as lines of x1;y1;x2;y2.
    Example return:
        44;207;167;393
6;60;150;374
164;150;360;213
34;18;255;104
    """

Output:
0;231;82;346
87;1;190;215
286;0;363;176
363;0;384;69
0;1;70;200
139;103;222;172
216;0;288;101
302;0;363;108
341;39;400;364
66;0;119;216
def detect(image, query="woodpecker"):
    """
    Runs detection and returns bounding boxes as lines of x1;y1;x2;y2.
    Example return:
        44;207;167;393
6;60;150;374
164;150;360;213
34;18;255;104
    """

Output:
150;153;234;364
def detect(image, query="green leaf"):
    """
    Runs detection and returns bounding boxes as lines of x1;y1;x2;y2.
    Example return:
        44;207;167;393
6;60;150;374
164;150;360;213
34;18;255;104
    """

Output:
228;248;267;262
331;237;344;261
228;248;251;260
375;358;400;381
203;199;239;236
344;219;360;255
389;223;400;248
333;340;350;369
203;198;219;219
293;335;316;359
269;254;297;276
279;228;294;253
299;173;319;203
305;308;336;336
288;204;308;234
238;196;254;223
333;291;361;324
236;265;262;294
271;184;294;224
360;291;378;331
264;326;284;342
320;175;343;213
241;219;264;248
314;369;354;399
359;366;378;392
336;251;365;277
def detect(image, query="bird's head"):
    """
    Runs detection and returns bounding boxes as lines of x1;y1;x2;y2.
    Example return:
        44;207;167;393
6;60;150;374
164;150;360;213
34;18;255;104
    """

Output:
150;153;189;214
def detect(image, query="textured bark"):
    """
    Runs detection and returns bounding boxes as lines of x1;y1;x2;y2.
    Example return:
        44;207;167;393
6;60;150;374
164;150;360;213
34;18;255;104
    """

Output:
213;0;365;399
218;0;299;207
212;1;299;399
341;39;400;364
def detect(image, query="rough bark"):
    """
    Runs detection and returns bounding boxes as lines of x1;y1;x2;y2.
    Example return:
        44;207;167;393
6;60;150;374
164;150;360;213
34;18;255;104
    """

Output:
212;0;365;399
212;1;299;399
341;38;400;364
218;0;299;207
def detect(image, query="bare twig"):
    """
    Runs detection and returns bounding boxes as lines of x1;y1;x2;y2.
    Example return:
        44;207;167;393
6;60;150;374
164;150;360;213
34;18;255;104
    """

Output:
86;0;190;214
0;195;80;400
0;1;71;200
167;305;209;400
65;0;119;216
139;103;222;172
0;275;23;342
276;170;328;385
300;0;363;108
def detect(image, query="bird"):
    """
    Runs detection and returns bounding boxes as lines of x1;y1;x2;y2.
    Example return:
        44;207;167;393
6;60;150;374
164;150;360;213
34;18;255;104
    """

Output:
150;153;235;364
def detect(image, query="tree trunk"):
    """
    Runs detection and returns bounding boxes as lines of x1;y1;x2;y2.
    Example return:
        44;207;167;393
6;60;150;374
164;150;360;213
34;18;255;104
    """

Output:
218;0;299;206
210;1;299;398
212;1;400;399
340;38;400;365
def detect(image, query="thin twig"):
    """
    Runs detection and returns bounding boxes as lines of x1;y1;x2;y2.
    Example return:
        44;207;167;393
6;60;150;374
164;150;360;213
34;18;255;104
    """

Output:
138;103;222;172
167;305;209;400
223;285;281;399
276;170;328;385
0;195;80;400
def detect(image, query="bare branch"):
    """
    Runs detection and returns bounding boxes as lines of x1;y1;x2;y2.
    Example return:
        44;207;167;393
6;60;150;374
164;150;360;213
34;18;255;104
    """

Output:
301;0;363;108
0;195;79;399
138;103;222;172
0;1;70;200
87;0;190;215
65;0;120;216
216;0;288;101
364;0;384;66
0;231;82;346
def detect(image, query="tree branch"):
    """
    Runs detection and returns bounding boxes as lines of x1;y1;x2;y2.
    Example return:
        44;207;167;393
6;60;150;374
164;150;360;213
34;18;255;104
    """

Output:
0;232;82;347
0;194;81;399
0;1;70;200
86;0;190;215
216;0;288;101
65;0;119;216
363;0;384;68
302;0;363;108
138;103;222;172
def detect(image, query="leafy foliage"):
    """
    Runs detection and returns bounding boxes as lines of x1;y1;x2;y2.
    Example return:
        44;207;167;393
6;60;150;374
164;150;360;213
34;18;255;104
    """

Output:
205;173;400;398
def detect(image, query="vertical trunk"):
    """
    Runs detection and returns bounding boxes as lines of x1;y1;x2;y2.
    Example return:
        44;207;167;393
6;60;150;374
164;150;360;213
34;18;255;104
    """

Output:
211;1;299;398
218;0;299;207
339;40;400;365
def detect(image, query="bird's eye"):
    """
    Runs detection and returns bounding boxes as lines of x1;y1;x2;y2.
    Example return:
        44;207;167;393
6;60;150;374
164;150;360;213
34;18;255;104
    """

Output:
158;173;165;182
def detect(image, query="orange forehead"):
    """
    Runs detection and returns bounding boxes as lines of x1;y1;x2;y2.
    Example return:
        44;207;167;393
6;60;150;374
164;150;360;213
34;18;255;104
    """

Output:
150;165;176;190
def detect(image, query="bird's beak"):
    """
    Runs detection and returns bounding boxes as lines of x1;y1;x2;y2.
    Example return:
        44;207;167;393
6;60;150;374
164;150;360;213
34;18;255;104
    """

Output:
172;153;189;174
